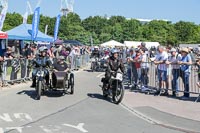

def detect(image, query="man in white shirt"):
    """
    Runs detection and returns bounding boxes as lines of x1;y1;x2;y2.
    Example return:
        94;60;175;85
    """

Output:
154;46;168;95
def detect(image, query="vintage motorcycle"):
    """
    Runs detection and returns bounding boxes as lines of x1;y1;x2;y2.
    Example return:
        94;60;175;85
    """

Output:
91;57;100;72
101;71;124;104
34;62;49;100
33;58;74;100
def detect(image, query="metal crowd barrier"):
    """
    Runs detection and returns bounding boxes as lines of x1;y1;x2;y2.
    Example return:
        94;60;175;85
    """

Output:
67;54;90;71
0;54;90;87
127;62;200;102
0;58;32;86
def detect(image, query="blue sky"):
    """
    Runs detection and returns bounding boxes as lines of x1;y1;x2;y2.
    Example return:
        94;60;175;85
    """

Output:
7;0;200;24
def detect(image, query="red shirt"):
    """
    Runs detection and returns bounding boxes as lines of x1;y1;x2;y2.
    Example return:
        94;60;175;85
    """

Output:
134;55;141;68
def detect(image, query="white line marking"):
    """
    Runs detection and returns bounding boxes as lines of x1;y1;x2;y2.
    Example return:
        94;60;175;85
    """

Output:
0;113;13;122
120;103;160;124
63;123;88;133
40;126;53;133
14;113;32;121
0;128;3;133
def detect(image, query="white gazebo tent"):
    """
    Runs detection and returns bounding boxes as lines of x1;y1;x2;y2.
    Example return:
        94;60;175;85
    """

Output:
100;40;124;47
124;41;160;49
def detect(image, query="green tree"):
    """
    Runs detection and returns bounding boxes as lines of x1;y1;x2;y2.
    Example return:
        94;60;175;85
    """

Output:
174;21;200;44
3;12;22;31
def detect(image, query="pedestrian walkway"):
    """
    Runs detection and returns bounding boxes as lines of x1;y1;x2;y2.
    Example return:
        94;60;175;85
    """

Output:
122;91;200;132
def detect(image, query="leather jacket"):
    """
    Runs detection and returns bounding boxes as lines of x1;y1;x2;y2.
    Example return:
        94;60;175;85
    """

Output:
106;56;125;74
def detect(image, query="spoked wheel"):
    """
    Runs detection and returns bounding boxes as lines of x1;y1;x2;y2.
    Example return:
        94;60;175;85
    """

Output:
112;83;124;104
68;74;74;94
36;81;42;100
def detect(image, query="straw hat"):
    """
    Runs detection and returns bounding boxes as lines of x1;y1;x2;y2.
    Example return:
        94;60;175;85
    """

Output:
181;48;189;53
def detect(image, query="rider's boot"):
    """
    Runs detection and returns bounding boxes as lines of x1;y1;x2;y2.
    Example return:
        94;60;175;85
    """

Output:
30;78;36;88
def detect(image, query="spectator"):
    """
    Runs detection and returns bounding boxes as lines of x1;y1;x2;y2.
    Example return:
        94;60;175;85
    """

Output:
154;46;168;95
140;48;149;91
178;48;192;100
131;48;141;89
196;57;200;88
127;49;132;83
127;49;137;87
166;48;181;96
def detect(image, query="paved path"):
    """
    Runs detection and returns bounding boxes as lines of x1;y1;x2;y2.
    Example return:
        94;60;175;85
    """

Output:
0;70;197;133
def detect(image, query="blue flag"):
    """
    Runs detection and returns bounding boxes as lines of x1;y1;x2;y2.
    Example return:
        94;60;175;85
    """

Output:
54;14;61;41
32;7;40;41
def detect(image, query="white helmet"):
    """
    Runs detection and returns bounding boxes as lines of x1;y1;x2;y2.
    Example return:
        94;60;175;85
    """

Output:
39;46;48;53
94;46;99;49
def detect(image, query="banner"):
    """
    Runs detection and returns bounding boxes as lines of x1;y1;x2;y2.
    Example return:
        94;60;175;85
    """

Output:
45;25;48;35
0;4;8;31
23;12;28;24
32;7;40;41
54;14;61;41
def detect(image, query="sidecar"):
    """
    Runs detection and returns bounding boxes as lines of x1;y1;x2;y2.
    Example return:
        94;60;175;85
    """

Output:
51;71;74;95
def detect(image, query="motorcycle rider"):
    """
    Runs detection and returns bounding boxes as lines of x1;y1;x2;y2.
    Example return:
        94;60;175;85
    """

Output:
53;56;74;86
102;49;125;92
30;46;52;88
91;46;100;59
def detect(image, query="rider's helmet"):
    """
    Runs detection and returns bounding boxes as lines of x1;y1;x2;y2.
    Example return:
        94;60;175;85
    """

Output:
39;46;48;53
141;42;146;47
111;49;119;55
94;46;99;50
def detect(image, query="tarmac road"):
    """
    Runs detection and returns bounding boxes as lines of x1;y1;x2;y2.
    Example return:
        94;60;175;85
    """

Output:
0;69;186;133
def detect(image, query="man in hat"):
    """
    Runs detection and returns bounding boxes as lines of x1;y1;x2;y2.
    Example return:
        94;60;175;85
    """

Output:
178;47;192;99
166;48;181;96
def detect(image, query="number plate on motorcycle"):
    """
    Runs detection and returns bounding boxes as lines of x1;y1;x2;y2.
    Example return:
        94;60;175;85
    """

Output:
116;73;123;81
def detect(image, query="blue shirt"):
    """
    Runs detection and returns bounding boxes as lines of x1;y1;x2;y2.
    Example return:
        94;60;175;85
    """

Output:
179;54;191;73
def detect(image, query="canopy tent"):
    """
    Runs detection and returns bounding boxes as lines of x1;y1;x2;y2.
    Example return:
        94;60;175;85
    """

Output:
6;24;53;42
55;39;64;45
63;40;84;46
0;31;8;39
100;40;124;47
124;41;160;49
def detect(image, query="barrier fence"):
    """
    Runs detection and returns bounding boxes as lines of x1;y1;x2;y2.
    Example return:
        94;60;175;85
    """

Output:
127;62;200;102
0;54;90;87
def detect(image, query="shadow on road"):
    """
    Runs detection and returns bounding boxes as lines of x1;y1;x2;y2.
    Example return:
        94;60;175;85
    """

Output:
87;93;112;103
17;89;68;100
83;69;93;72
83;69;105;73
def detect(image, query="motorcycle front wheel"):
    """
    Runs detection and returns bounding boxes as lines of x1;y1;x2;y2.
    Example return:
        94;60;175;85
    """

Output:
36;81;42;100
112;82;124;104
